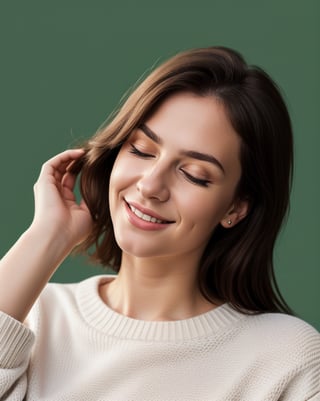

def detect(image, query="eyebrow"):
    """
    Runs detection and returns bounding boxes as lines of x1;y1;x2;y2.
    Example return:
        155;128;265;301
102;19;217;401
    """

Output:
139;124;225;174
140;124;162;144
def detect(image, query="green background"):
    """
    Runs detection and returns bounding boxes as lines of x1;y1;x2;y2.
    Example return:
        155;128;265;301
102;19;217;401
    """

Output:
0;1;319;330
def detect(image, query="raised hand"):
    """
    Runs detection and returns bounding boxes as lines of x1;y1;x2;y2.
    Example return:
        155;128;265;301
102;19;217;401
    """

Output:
0;149;93;321
32;149;93;250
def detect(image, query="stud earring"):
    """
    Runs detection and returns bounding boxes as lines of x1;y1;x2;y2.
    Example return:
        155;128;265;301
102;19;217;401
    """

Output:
227;219;232;225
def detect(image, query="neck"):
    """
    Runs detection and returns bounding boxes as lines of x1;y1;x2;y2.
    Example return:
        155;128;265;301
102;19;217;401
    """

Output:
99;254;216;321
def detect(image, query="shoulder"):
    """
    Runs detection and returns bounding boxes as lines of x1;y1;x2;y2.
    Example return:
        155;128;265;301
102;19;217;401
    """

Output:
27;274;112;331
39;274;111;303
254;311;319;341
222;310;320;398
235;311;320;375
237;311;320;354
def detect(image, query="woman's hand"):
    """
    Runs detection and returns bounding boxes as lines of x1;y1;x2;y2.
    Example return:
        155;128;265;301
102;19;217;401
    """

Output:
31;149;93;250
0;149;94;321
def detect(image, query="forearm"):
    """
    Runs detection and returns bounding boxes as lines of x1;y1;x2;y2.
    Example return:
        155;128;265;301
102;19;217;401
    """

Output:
0;149;91;323
0;225;72;322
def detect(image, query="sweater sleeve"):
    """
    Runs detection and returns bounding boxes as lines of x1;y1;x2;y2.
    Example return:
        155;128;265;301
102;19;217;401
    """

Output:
0;311;35;400
308;393;320;401
281;320;320;401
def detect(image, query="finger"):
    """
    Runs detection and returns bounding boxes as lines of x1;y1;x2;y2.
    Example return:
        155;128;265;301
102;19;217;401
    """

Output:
38;149;85;181
61;171;77;192
43;149;85;172
79;198;91;214
61;183;77;202
46;149;85;167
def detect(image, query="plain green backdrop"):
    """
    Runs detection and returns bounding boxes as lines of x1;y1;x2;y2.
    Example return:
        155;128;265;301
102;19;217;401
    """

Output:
0;1;319;330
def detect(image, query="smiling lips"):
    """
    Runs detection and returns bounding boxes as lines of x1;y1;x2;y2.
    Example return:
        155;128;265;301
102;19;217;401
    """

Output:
129;204;166;223
126;200;174;225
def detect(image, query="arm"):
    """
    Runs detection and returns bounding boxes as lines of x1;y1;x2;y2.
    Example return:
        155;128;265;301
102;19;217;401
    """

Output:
0;311;34;399
308;394;320;401
0;149;93;322
0;149;93;399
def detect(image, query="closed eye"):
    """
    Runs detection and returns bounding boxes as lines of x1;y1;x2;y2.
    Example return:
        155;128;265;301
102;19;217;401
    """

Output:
180;168;211;187
129;144;155;158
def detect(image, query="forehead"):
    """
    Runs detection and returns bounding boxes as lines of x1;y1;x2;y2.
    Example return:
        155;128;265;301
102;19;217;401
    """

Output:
144;92;241;169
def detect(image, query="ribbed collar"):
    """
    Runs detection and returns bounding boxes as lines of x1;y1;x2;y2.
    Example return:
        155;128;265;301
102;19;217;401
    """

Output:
76;275;245;342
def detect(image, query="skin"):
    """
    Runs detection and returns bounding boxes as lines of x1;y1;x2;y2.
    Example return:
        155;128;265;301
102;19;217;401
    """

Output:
102;92;248;321
0;150;93;322
0;92;248;323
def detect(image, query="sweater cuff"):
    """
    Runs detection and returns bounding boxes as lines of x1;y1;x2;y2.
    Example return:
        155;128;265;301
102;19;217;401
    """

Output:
0;311;35;369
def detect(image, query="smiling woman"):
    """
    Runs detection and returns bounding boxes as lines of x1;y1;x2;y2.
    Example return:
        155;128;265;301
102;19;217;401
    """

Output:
108;94;245;278
72;47;293;314
0;46;319;401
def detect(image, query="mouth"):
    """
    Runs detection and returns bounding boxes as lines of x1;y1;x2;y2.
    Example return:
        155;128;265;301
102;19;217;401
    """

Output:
125;201;174;224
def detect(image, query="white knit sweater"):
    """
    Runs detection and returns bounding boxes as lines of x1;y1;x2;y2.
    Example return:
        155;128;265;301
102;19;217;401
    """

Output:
0;275;319;401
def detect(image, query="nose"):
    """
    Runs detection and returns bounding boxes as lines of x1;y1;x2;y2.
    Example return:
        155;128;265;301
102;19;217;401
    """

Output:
136;164;170;202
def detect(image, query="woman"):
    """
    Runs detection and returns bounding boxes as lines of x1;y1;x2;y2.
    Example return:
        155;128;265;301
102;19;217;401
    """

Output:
0;46;319;400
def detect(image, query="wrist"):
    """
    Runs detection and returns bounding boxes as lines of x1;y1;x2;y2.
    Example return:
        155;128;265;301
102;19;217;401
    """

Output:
25;223;74;264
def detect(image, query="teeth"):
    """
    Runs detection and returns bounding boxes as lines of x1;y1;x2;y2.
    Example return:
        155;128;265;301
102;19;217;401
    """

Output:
129;204;164;224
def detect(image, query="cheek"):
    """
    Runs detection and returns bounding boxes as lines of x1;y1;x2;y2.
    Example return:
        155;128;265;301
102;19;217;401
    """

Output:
109;153;132;193
110;149;144;188
178;188;233;230
108;154;127;211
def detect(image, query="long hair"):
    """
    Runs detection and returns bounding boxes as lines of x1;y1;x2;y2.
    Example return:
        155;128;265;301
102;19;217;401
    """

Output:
70;46;293;314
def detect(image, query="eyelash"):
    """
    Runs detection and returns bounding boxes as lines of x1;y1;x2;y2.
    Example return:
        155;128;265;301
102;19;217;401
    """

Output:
180;169;210;187
129;144;154;158
129;144;210;188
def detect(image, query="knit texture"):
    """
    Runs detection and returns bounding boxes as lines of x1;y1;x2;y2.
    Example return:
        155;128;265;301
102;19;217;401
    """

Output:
0;275;319;401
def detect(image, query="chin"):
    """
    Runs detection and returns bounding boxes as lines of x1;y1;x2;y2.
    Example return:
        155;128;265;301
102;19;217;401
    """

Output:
114;234;166;260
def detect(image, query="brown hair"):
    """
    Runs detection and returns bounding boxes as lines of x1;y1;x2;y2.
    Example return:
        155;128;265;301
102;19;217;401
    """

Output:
71;46;293;314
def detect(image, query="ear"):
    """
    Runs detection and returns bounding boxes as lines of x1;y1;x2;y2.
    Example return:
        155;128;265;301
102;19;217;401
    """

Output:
220;199;249;228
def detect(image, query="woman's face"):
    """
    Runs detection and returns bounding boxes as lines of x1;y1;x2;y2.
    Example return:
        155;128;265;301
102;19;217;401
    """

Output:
109;92;248;262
